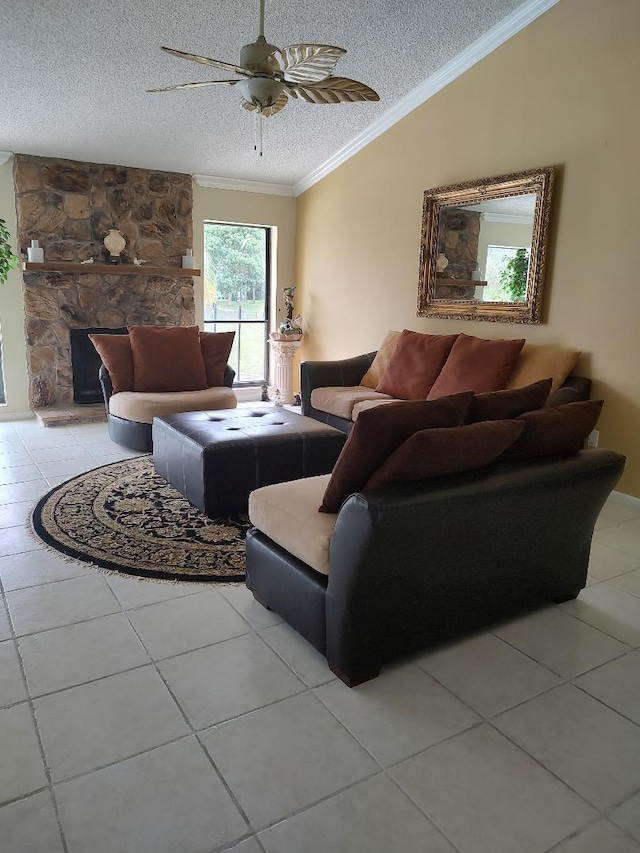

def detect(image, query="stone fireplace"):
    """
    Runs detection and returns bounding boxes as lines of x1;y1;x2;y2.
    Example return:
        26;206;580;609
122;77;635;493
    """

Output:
14;154;196;410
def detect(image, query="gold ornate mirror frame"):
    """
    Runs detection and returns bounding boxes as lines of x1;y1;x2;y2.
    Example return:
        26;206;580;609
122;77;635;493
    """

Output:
417;166;555;323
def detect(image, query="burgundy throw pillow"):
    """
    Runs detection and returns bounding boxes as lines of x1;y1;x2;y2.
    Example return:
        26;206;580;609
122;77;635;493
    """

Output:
88;334;134;394
504;400;604;459
376;330;459;399
427;334;525;399
319;392;473;513
128;325;208;393
200;331;235;387
364;420;524;491
466;378;552;423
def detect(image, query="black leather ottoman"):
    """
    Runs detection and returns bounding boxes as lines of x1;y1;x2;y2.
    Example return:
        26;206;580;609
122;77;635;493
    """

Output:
152;408;347;518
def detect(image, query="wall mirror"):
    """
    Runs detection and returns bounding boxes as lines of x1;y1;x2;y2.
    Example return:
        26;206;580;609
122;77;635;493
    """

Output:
417;166;555;323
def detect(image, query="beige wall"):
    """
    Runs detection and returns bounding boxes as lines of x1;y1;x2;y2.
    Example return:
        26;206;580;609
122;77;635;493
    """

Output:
295;0;640;496
192;184;297;385
0;156;30;417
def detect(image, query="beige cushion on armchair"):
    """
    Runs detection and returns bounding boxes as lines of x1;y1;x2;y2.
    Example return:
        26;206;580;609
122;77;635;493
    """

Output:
109;387;237;424
249;475;336;576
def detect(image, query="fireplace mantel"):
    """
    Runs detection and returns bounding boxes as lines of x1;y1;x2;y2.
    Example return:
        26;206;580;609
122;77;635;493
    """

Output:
22;262;201;277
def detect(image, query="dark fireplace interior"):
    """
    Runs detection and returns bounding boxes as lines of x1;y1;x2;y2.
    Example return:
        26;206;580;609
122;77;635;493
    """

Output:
70;328;127;404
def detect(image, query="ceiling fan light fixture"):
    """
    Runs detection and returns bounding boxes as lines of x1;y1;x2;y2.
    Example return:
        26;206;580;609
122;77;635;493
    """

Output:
238;77;285;113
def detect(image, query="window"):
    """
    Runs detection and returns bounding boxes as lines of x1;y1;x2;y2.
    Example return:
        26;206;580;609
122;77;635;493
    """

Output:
203;223;270;385
483;245;530;303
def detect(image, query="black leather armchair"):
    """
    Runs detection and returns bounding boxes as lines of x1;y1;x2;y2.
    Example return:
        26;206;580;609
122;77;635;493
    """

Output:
246;448;625;686
99;363;236;453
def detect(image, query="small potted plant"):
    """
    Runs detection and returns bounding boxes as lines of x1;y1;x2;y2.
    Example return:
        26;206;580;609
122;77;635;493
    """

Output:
0;217;19;285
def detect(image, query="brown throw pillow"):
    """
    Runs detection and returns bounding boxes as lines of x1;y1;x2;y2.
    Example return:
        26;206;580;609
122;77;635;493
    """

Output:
88;334;134;394
319;392;473;513
504;400;604;459
364;420;525;491
427;334;525;399
128;325;208;393
466;378;552;423
200;331;235;387
376;330;459;399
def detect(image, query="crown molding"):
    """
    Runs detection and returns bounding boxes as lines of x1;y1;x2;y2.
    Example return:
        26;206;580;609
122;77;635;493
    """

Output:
293;0;561;196
483;212;534;225
0;151;12;166
193;174;295;197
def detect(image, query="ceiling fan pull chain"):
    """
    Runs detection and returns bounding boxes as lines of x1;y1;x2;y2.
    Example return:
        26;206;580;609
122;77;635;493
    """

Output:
253;112;264;156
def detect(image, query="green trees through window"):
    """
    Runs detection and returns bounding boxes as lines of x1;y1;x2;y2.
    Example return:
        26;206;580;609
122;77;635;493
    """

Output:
203;223;270;385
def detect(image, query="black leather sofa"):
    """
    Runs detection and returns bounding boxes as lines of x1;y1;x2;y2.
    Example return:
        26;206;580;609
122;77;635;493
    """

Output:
246;448;625;686
301;351;592;434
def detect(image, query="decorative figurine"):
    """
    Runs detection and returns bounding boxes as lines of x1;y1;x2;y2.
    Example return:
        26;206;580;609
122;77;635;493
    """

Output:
274;389;283;407
80;257;94;264
133;258;146;266
279;286;303;337
260;382;270;402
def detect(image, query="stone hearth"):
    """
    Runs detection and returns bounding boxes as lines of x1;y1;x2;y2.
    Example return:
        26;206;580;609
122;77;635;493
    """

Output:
14;154;195;409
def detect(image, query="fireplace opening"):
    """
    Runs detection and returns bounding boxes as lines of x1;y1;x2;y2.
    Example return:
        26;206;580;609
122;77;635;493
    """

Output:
70;327;128;404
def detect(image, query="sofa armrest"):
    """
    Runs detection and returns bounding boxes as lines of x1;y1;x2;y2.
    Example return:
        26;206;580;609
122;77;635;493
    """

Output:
301;352;376;416
223;364;236;388
547;375;591;406
324;449;624;681
98;364;113;407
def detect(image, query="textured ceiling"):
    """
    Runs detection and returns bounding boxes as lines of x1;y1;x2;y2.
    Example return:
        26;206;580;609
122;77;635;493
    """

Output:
2;0;531;187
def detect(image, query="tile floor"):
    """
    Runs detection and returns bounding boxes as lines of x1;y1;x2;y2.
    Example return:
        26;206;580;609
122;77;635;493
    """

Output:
1;418;640;853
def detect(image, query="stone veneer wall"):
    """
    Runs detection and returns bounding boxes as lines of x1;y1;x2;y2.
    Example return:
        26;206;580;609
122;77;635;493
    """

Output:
14;154;195;408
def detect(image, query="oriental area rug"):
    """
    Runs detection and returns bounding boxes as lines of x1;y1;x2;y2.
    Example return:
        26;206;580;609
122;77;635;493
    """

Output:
31;456;249;583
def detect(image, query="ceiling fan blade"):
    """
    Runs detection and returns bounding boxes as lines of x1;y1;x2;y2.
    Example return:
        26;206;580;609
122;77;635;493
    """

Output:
241;98;258;112
277;44;346;83
288;77;380;104
160;46;253;77
147;79;239;93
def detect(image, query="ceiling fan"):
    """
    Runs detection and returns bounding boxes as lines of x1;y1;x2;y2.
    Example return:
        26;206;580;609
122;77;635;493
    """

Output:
148;0;379;153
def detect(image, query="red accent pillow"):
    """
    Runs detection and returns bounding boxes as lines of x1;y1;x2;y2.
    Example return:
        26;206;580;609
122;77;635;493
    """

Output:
505;400;604;459
466;378;552;423
128;325;208;393
319;393;473;513
427;334;526;399
88;334;134;394
376;330;459;399
364;420;524;491
199;331;235;387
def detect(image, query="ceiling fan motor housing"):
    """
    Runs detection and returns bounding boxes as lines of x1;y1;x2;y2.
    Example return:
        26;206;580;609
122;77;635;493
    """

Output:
240;36;280;73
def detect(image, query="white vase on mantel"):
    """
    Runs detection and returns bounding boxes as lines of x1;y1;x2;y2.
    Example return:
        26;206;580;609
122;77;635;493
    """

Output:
104;229;126;262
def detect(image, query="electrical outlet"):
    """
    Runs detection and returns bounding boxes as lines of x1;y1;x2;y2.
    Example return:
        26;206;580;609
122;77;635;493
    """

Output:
587;429;599;448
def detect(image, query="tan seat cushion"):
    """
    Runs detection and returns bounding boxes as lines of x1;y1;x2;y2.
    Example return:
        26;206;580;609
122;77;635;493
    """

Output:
360;330;402;389
506;344;581;393
310;386;393;420
249;475;336;576
109;387;237;424
352;399;401;420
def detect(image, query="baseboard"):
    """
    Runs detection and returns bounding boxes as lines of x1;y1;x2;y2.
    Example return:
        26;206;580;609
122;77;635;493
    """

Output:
0;410;34;422
234;386;262;403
